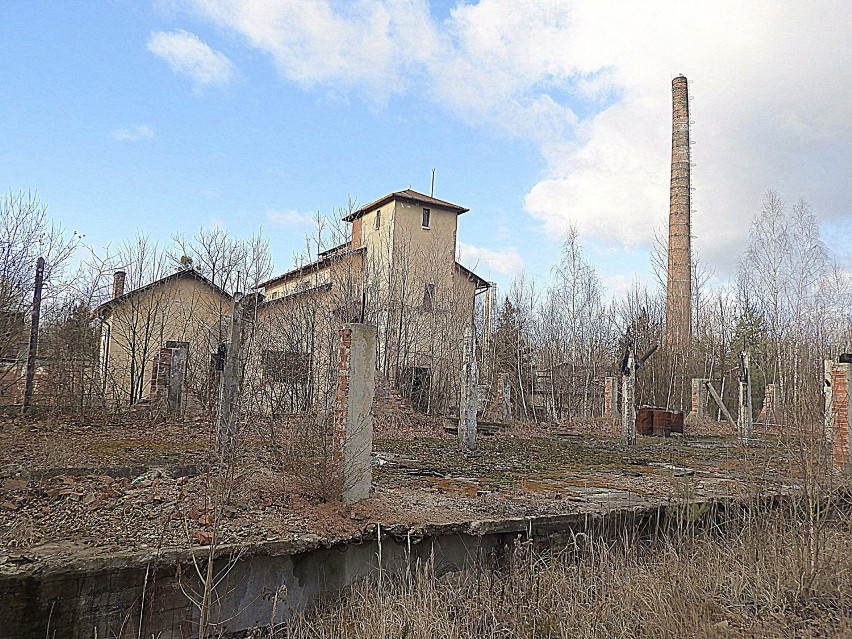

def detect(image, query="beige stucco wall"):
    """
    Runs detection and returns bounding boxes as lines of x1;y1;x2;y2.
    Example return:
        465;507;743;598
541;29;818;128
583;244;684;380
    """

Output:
101;275;229;406
254;195;482;414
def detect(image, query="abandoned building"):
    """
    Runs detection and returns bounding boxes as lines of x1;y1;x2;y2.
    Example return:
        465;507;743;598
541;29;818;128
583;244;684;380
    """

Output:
91;189;489;415
254;189;490;415
95;268;231;408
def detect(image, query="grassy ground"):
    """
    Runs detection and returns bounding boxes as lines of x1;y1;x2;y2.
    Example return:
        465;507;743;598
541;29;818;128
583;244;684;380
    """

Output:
276;506;852;639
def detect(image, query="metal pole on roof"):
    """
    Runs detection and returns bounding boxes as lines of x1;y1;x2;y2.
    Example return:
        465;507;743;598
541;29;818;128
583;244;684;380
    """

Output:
430;168;435;197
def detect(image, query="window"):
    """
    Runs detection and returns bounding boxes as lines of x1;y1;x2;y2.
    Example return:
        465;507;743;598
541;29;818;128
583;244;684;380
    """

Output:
263;350;311;385
422;283;435;311
421;207;430;228
374;209;381;230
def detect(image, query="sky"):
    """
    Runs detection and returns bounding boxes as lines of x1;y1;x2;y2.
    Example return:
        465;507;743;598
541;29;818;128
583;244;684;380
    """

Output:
1;1;850;298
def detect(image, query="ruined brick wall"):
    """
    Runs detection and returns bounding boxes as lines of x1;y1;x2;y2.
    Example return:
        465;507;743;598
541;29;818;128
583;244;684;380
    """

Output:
756;383;777;423
603;376;619;418
826;361;851;466
665;75;692;348
149;347;173;399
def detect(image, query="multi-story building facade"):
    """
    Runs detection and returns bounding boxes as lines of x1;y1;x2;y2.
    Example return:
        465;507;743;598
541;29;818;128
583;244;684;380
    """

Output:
256;189;489;415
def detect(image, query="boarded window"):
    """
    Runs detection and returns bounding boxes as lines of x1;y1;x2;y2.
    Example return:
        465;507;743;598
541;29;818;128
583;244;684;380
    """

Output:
263;350;311;385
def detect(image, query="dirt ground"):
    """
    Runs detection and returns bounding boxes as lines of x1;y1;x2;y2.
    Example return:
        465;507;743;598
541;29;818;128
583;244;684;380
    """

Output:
0;411;804;568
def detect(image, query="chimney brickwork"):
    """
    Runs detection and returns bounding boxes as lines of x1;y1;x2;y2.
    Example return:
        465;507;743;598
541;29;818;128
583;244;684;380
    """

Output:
666;75;692;348
112;271;126;299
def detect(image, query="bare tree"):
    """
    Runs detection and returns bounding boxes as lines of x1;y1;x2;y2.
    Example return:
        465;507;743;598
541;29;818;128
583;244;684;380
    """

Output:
0;191;77;402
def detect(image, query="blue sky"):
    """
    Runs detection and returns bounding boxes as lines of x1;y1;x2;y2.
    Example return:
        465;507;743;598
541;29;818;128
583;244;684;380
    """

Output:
2;1;850;297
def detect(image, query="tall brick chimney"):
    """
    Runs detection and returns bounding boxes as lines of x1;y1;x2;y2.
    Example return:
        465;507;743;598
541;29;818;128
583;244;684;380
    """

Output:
665;75;692;348
113;271;126;299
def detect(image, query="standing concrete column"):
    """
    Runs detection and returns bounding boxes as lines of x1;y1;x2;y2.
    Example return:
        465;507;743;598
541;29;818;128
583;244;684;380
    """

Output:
333;323;377;503
738;352;753;442
604;376;620;419
217;293;244;455
22;257;45;414
458;326;478;451
665;75;692;349
621;351;636;446
497;372;511;421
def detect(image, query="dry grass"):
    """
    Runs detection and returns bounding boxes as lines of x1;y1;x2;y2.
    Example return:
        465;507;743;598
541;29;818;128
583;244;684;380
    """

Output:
274;505;852;639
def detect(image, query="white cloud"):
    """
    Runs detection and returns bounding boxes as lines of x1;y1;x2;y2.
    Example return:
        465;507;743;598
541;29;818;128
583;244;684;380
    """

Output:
266;209;314;227
110;125;155;141
457;242;523;277
147;29;234;91
179;0;852;274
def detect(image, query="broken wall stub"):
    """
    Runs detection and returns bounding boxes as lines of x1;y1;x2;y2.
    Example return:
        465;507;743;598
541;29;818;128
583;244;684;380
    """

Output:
458;326;477;451
334;323;377;503
825;360;851;466
756;383;778;424
604;376;619;418
621;352;636;446
149;344;188;414
685;378;709;426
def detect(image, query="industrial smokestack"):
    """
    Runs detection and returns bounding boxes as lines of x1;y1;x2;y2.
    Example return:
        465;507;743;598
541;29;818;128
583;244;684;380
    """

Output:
113;271;126;298
665;75;692;348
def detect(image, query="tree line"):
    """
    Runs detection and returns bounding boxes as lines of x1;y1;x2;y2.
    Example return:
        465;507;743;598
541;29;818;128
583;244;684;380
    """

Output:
0;188;849;421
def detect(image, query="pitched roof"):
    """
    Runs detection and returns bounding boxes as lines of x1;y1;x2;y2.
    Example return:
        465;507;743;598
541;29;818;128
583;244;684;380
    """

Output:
455;262;490;289
343;189;469;222
257;245;365;289
94;268;230;317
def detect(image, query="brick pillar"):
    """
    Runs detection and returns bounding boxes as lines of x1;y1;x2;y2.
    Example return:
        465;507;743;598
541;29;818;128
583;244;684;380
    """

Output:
604;376;620;418
150;347;172;399
825;360;851;466
685;378;708;425
334;324;377;503
756;383;777;423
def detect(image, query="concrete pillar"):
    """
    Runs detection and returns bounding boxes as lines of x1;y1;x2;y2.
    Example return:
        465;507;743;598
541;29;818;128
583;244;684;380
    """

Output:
621;352;636;446
333;324;377;503
738;352;753;441
168;346;187;413
825;360;851;466
498;372;511;421
217;293;244;455
458;326;478;451
604;376;620;418
685;378;708;425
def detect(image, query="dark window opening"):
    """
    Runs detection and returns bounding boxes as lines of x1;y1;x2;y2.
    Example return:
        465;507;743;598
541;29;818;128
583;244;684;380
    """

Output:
263;350;311;385
401;366;431;413
422;208;430;228
374;209;381;230
422;283;435;311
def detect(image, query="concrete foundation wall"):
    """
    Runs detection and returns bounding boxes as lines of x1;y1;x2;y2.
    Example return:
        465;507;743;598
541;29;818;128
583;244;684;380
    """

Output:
1;502;745;639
